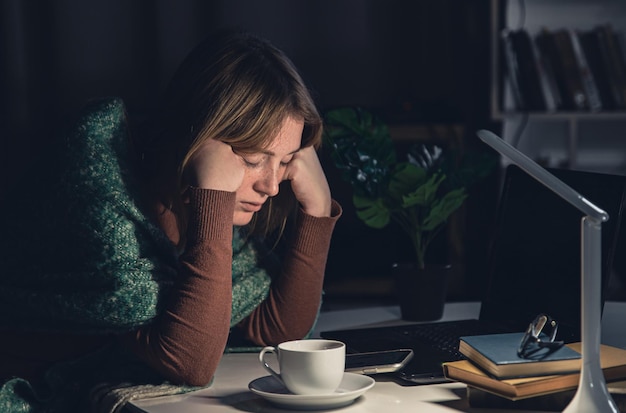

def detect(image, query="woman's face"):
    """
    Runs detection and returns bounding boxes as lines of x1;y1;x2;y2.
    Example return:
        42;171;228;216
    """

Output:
233;115;304;226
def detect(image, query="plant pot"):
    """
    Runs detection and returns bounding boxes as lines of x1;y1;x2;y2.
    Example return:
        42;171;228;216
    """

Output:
392;262;451;322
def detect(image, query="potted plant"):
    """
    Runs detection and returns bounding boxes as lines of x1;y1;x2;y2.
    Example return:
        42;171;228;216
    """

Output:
323;107;495;320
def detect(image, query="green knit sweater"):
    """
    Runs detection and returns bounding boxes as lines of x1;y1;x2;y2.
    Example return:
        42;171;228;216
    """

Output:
0;98;273;412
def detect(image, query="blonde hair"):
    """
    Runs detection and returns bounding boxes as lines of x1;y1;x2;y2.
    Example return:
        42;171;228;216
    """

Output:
136;30;322;246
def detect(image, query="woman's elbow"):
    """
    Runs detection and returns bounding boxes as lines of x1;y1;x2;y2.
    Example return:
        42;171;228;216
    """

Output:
175;370;215;387
161;359;217;387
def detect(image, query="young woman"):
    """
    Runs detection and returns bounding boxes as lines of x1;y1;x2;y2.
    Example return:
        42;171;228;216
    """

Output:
0;29;341;411
124;29;341;386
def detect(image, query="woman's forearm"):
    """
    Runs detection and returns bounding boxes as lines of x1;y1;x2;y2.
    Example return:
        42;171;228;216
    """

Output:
121;188;236;386
241;201;342;345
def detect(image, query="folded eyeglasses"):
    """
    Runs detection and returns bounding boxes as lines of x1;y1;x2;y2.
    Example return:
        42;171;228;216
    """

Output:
517;313;565;358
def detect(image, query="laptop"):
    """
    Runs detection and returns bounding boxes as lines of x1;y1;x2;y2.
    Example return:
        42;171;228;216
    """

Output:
321;163;626;384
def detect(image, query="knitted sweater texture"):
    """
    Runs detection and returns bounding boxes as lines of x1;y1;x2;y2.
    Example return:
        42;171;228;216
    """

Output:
0;98;274;412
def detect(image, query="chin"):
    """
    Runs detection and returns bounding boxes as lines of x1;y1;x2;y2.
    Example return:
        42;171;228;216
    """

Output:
233;213;254;226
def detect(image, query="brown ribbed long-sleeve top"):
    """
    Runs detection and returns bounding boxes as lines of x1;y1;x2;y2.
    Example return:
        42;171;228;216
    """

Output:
122;187;342;386
0;187;341;387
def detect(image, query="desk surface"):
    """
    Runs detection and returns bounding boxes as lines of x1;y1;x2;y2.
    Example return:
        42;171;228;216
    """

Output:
130;301;626;413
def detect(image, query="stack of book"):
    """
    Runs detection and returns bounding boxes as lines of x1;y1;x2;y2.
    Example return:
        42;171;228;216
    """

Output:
502;24;626;112
443;333;626;411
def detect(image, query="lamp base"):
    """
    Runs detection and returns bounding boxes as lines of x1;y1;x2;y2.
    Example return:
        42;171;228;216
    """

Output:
562;363;619;413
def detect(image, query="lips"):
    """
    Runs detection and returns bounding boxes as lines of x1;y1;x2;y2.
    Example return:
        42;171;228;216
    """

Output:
240;201;263;212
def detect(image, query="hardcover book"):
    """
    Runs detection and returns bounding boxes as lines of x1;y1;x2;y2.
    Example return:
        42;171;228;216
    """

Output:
579;28;619;110
466;380;626;411
569;29;602;111
595;24;626;110
536;28;588;110
443;343;626;400
535;28;565;111
552;29;589;110
459;332;581;379
501;29;546;111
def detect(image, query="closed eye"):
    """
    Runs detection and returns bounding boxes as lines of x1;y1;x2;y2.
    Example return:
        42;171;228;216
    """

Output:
280;155;295;166
238;152;264;168
243;158;261;167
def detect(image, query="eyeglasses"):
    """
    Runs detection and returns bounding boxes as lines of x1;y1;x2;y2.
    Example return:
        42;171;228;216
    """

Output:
517;313;565;358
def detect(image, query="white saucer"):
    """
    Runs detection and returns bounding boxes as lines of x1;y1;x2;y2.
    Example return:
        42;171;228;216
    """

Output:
248;372;375;410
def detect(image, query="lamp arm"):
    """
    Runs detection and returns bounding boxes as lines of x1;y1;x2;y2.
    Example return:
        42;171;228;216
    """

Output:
476;130;618;413
476;130;607;221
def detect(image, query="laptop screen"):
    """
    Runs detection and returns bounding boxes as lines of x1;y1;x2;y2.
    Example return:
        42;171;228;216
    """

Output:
479;164;626;342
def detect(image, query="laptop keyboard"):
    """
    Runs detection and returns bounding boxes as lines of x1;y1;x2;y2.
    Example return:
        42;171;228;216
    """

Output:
322;318;514;383
399;322;467;359
397;319;511;359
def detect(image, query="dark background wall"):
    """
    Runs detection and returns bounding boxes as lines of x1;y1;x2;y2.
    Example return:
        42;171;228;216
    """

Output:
0;0;496;300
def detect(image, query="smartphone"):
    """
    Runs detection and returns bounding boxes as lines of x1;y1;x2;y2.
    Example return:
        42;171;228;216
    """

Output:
344;349;414;375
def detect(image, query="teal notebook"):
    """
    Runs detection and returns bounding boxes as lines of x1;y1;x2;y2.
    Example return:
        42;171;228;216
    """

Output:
459;332;581;379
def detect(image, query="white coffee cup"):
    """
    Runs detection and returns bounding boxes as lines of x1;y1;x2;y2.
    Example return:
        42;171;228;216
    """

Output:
258;339;346;395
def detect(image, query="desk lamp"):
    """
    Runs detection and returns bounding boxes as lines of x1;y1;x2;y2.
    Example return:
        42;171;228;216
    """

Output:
477;130;618;413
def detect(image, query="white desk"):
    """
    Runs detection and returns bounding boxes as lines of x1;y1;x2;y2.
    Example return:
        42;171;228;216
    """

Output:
130;301;626;413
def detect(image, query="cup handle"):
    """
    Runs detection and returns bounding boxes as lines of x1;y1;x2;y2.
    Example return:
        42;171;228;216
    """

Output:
259;346;283;384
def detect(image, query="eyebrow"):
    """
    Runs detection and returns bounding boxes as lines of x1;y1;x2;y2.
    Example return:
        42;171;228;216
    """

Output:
260;148;300;157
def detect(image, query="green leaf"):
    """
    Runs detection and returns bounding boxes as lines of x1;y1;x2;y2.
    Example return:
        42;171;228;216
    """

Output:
353;195;390;229
422;188;467;231
388;163;426;202
401;173;445;208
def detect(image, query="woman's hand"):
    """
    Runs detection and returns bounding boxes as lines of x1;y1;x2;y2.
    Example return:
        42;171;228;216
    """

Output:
186;139;245;192
284;146;332;217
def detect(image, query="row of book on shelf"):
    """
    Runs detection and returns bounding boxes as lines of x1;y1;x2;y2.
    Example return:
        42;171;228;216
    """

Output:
502;24;626;113
443;332;626;411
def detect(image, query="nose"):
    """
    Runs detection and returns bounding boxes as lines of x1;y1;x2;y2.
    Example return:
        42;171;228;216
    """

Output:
254;167;281;197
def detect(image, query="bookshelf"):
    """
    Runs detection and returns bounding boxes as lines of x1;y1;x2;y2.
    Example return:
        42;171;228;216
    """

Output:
491;0;626;174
